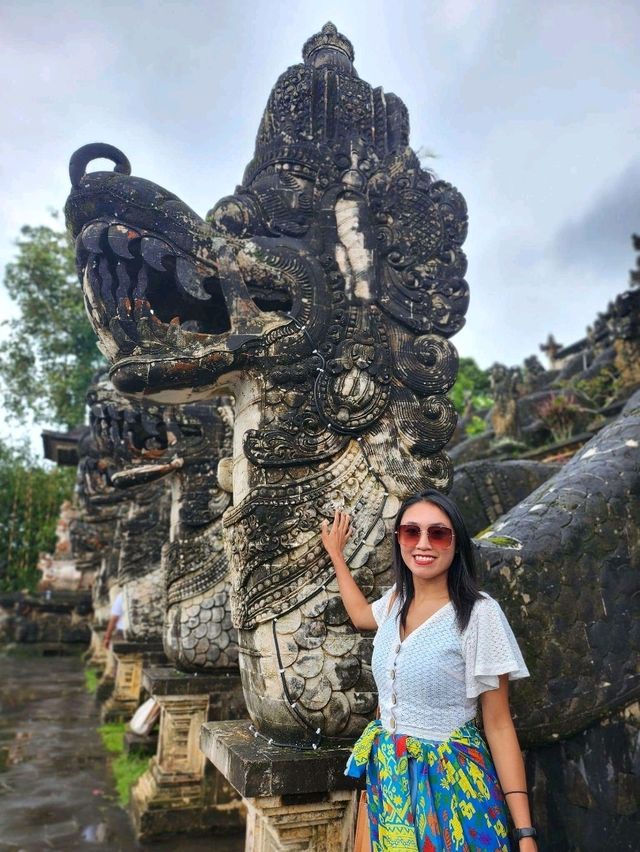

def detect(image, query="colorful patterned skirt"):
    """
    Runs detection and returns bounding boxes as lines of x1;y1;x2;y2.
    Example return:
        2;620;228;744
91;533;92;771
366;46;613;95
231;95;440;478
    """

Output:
345;719;511;851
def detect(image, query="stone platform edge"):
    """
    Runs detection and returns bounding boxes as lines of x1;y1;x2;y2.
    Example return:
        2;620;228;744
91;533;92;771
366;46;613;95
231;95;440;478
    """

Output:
142;665;240;696
200;720;361;799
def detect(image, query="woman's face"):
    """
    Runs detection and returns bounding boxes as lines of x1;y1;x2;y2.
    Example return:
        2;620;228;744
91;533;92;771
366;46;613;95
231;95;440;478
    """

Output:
398;500;456;584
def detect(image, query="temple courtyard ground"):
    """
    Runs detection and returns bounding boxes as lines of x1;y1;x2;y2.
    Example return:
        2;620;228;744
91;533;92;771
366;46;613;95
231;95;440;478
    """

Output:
0;652;244;851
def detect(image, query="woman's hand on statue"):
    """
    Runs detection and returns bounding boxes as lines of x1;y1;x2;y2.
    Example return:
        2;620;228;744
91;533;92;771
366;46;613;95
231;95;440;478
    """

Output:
321;510;352;561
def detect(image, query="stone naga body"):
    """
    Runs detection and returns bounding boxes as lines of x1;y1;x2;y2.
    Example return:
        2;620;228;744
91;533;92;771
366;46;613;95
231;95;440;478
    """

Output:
65;24;467;741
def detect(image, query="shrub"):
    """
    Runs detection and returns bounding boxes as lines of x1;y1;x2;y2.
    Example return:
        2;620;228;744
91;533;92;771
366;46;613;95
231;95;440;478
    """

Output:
536;394;588;443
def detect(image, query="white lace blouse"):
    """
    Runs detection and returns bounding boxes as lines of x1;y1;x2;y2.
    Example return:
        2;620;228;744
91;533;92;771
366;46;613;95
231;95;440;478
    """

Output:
371;587;530;742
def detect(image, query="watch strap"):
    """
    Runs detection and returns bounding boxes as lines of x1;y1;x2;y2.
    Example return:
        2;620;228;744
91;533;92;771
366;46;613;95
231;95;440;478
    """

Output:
514;826;538;840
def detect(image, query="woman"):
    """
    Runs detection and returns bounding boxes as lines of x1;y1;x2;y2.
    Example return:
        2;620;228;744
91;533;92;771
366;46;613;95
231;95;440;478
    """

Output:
321;489;537;852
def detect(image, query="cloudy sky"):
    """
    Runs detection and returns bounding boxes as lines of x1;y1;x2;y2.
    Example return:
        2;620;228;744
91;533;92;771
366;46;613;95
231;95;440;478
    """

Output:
1;0;639;452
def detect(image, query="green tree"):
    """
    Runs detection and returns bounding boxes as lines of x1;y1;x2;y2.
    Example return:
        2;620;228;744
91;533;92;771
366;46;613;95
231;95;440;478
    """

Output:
449;357;493;415
0;440;75;592
0;215;103;429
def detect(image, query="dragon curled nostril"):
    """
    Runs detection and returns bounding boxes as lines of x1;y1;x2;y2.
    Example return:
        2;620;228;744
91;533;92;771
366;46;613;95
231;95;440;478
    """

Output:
68;142;132;188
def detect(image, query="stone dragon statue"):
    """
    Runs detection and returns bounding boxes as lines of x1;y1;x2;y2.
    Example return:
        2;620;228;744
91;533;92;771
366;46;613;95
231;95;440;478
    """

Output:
109;396;238;671
73;422;122;647
65;23;467;741
87;371;170;642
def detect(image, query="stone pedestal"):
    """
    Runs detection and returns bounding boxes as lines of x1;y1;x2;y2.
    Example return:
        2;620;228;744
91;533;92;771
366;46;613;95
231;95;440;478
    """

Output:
96;641;117;702
85;627;108;671
101;641;165;722
200;721;359;852
131;666;246;840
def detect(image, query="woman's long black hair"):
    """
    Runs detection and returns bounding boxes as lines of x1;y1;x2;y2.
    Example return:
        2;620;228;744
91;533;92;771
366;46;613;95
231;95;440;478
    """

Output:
393;489;482;632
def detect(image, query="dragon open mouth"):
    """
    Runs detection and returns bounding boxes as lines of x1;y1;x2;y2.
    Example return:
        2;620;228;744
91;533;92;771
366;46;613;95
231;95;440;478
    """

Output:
78;220;232;354
78;220;294;366
65;146;307;398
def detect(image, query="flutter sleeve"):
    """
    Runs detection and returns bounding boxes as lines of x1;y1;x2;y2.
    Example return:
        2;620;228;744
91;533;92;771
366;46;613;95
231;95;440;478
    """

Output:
371;585;396;627
111;593;124;618
462;595;530;698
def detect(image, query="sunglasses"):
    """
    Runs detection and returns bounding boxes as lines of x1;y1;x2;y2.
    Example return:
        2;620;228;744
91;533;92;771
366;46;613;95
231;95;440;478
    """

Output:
395;523;454;550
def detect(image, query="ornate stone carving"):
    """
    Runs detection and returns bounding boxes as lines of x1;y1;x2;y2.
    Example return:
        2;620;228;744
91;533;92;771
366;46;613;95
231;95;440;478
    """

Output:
87;369;239;669
65;24;468;739
160;401;238;671
73;410;123;635
88;373;170;642
489;362;523;440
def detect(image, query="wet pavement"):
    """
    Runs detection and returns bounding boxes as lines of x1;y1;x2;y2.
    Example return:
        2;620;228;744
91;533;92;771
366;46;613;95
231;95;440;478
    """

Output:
0;652;244;851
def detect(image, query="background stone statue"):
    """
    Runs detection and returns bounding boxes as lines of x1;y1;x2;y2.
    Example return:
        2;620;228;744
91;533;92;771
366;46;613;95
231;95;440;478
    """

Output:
112;399;238;670
88;372;170;642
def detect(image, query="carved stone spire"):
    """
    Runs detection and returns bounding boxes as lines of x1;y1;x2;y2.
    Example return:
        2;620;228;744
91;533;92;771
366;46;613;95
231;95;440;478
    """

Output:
302;21;355;71
243;24;409;187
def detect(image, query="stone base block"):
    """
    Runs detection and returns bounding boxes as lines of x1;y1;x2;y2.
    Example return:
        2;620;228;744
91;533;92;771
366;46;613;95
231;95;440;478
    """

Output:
131;756;245;840
200;720;360;852
244;790;356;852
101;641;165;723
130;666;247;841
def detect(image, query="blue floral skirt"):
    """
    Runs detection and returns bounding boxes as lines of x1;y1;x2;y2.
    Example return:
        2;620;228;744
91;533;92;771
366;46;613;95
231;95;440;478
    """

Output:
345;720;511;851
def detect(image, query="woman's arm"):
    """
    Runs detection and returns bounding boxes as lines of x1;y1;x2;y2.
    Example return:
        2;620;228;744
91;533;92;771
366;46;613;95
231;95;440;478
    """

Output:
103;614;119;648
320;510;378;631
481;675;538;852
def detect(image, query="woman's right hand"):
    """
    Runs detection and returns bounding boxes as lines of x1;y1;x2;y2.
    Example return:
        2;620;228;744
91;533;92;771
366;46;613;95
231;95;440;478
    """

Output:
320;510;377;631
321;510;352;562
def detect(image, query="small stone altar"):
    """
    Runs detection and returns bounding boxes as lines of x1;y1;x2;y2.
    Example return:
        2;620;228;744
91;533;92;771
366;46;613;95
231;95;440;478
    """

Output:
102;639;166;723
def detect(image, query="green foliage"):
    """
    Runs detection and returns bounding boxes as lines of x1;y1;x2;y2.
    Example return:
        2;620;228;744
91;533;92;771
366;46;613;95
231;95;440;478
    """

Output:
464;415;487;437
97;721;125;754
574;366;620;408
0;215;104;429
112;752;149;806
449;357;493;415
84;667;99;695
536;394;589;443
97;721;148;805
0;440;75;592
479;534;522;549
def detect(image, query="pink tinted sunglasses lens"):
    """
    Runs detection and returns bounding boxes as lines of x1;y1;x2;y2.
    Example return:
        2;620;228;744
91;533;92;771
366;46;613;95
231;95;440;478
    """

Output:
397;524;453;550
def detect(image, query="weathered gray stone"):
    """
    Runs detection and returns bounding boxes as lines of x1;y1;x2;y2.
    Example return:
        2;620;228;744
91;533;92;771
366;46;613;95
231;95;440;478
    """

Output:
199;720;358;799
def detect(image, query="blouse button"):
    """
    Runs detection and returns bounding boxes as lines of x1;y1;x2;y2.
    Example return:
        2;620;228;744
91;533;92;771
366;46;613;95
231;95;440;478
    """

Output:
391;692;397;706
389;716;396;732
394;643;401;654
390;667;396;681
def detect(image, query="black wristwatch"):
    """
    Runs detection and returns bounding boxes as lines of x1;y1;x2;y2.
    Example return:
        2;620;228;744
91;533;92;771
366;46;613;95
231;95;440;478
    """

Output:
514;826;537;841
